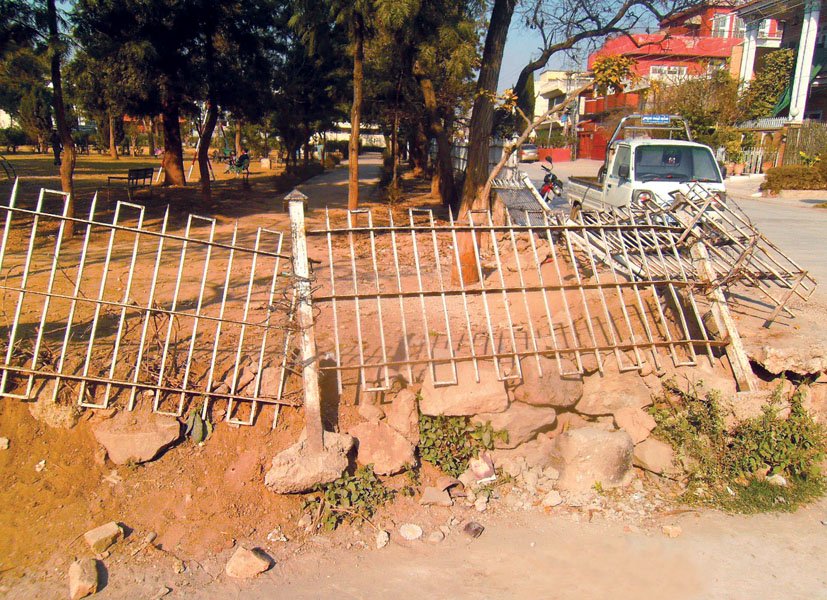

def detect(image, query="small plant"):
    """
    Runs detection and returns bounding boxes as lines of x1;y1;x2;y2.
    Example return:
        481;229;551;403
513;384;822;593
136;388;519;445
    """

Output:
400;463;420;497
304;465;395;531
418;413;508;477
799;151;821;167
184;404;213;444
649;379;826;512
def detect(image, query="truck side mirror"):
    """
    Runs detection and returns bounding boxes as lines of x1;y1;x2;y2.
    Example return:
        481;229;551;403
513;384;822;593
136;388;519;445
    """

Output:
618;164;630;179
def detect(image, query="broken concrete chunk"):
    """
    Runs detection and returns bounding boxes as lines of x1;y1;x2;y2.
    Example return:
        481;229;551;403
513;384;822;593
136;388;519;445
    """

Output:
233;367;256;392
398;523;423;541
541;490;563;508
426;530;445;544
264;431;354;494
551;427;634;492
462;521;485;538
258;366;280;397
474;404;557;448
375;530;390;549
576;372;653;416
357;401;385;424
83;521;124;553
385;389;420;443
419;486;453;507
509;357;584;408
68;558;99;600
92;411;181;465
661;525;682;538
633;438;679;476
613;406;657;444
0;437;8;450
419;362;508;416
349;421;415;476
225;546;273;578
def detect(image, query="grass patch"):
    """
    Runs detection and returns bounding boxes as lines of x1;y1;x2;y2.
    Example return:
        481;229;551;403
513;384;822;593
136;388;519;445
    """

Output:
815;202;827;208
650;379;826;513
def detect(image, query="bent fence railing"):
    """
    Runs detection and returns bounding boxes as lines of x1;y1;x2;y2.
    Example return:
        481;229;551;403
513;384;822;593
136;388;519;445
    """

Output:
5;178;809;427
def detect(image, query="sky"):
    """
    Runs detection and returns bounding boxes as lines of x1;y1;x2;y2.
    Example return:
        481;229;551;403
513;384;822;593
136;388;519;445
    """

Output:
497;20;591;92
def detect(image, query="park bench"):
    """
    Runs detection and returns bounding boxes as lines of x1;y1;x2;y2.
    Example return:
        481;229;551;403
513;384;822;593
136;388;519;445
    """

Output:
106;167;154;202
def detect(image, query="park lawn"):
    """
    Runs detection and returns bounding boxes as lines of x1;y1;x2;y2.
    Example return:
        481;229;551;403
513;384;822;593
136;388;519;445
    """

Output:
0;152;318;219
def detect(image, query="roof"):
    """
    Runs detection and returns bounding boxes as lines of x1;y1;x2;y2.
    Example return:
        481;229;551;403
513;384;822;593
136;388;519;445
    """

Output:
660;1;737;27
589;34;742;67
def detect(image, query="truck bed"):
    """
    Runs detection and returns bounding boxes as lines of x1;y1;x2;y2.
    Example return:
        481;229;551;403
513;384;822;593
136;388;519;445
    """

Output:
566;176;604;211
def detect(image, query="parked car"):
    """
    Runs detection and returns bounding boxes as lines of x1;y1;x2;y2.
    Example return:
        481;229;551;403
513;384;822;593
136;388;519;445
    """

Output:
518;143;539;162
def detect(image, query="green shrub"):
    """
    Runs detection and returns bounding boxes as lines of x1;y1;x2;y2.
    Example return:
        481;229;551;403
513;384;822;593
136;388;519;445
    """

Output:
761;165;826;194
304;465;395;531
0;127;28;152
650;380;826;512
419;413;508;477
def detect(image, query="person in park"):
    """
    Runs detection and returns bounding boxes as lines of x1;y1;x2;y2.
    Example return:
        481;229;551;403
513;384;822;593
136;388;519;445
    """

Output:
50;130;62;166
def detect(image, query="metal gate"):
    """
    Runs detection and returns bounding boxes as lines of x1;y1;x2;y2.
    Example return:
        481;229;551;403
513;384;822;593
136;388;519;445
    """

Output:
0;181;298;426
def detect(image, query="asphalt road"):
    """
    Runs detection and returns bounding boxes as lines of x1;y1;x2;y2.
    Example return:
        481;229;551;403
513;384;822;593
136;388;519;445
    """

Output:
518;159;827;296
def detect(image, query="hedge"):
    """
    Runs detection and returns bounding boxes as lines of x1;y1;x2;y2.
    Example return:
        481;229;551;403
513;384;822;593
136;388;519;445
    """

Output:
761;165;827;194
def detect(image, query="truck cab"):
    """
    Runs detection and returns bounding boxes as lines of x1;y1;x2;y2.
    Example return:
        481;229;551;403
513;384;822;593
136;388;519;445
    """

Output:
568;115;727;213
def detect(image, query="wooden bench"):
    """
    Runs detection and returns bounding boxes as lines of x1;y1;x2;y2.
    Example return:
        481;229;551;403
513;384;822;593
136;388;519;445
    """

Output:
107;167;154;202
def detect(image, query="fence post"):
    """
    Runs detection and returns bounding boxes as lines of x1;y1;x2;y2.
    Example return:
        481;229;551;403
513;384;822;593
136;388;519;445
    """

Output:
690;240;757;392
287;189;325;452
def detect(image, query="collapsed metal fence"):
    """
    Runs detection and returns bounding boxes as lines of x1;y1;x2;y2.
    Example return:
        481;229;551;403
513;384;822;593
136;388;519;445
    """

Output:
0;181;297;427
579;182;816;326
308;206;726;393
1;178;814;426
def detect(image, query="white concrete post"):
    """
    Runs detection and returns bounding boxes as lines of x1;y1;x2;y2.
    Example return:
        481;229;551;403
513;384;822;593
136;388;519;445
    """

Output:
738;21;759;91
287;189;325;453
789;0;821;122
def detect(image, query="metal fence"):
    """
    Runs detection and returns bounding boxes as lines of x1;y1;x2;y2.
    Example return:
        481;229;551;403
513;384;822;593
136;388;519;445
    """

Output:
3;179;811;425
307;206;724;394
783;121;827;165
0;181;298;426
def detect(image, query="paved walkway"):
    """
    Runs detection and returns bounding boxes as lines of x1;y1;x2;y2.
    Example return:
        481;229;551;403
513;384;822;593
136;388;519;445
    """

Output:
292;154;383;211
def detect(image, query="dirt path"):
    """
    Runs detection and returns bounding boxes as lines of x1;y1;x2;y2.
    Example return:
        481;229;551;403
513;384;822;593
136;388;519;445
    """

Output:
176;497;827;600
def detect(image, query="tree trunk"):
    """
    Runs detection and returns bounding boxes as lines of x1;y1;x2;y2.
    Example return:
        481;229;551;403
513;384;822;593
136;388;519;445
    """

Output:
235;122;242;155
47;0;75;237
198;101;219;202
460;0;516;215
391;111;399;191
108;113;119;159
348;12;365;211
455;0;516;283
145;116;155;156
410;119;428;178
415;67;457;209
161;100;186;186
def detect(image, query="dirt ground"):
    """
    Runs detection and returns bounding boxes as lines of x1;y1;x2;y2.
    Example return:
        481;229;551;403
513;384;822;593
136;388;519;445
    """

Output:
2;155;827;599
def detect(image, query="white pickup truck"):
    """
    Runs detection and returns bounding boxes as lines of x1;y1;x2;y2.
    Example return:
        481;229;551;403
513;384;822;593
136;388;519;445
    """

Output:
567;114;727;213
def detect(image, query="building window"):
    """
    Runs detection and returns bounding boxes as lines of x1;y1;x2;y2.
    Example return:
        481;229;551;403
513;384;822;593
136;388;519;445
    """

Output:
649;65;688;81
711;14;729;38
733;16;746;38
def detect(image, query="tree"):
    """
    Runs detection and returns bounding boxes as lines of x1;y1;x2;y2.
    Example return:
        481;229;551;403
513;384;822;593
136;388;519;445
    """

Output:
592;54;638;94
292;0;377;211
45;0;77;234
652;69;740;144
739;48;795;121
74;0;202;187
17;86;51;151
455;0;695;281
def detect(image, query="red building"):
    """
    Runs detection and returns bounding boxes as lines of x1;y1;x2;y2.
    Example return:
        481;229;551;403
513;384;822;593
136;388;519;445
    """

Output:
577;1;782;159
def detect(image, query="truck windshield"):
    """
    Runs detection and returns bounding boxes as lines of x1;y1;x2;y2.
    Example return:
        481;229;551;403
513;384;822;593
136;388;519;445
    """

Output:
634;146;721;183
